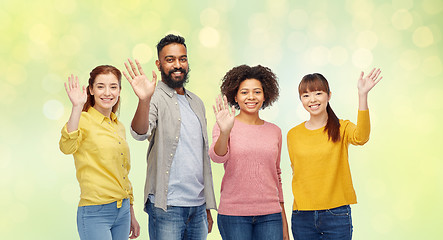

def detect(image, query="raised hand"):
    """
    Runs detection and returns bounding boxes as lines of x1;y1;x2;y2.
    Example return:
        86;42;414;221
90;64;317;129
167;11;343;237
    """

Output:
213;95;235;134
123;59;157;101
64;74;87;108
358;68;382;95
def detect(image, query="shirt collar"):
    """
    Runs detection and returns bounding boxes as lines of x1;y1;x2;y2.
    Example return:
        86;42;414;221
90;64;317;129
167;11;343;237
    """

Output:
87;106;117;123
157;80;192;99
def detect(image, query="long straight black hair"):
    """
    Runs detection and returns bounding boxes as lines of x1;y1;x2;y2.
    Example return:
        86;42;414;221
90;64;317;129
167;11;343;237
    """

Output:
299;73;341;142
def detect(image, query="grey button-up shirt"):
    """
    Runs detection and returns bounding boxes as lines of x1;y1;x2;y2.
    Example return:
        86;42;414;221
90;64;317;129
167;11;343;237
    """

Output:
131;81;217;211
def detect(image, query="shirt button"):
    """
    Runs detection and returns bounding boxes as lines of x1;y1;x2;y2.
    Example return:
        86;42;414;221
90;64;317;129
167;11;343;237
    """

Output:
175;102;177;105
122;164;124;167
175;136;178;139
178;118;181;121
166;171;169;174
119;142;121;144
170;153;173;156
123;177;126;179
121;153;123;155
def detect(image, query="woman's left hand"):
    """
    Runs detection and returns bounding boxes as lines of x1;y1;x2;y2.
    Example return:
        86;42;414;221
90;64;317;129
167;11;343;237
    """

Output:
129;205;140;239
358;68;382;95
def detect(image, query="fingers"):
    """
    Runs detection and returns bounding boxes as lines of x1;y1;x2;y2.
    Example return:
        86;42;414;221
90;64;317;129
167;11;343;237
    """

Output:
128;58;139;76
123;70;132;84
124;60;136;79
135;59;145;76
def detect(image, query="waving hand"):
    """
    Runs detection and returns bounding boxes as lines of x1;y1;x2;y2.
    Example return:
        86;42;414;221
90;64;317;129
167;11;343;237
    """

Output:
123;59;157;101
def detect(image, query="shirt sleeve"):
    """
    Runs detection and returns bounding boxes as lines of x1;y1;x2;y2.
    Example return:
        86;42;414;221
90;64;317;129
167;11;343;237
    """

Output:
208;123;230;163
346;110;370;145
59;123;83;155
130;98;158;141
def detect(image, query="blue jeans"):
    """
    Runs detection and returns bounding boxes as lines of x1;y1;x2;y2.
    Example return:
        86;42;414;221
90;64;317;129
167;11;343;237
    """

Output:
291;205;353;240
145;199;208;240
77;199;130;240
217;213;283;240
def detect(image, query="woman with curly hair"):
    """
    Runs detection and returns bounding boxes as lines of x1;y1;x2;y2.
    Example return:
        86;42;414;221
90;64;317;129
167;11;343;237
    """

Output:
209;65;289;240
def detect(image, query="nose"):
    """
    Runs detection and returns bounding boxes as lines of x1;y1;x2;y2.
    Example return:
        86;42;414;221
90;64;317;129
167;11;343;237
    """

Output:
173;59;180;68
247;92;254;99
105;86;111;95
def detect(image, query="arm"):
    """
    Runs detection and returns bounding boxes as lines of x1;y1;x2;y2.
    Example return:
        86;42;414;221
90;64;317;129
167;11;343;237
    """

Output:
281;202;289;240
357;68;382;110
64;74;87;133
206;209;213;233
59;75;87;154
212;95;235;156
348;68;382;145
123;59;157;135
129;204;140;239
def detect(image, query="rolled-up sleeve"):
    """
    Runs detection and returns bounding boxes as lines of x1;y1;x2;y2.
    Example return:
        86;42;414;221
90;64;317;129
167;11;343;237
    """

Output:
59;124;82;154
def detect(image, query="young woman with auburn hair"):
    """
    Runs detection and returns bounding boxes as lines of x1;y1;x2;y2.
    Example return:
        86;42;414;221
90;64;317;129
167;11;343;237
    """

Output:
287;68;382;240
209;65;289;240
59;65;140;240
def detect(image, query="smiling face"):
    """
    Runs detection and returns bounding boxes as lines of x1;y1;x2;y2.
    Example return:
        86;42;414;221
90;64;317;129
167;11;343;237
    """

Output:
300;90;331;117
156;43;189;89
235;78;265;115
89;73;121;117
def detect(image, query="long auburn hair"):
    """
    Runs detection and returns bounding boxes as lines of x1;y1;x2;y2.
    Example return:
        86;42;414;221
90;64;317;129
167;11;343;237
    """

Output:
82;65;122;114
299;73;340;142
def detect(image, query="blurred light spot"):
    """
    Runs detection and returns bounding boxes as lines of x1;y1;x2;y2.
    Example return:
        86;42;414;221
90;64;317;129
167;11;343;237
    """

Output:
352;48;373;69
200;8;220;27
249;13;270;31
356;30;378;49
394;199;414;220
365;178;386;199
308;14;336;42
391;9;413;30
6;64;27;85
392;0;413;10
261;44;283;67
309;46;329;66
28;42;49;60
261;104;279;122
287;31;308;53
378;26;402;48
42;73;63;94
422;0;443;15
412;26;434;48
132;44;153;64
249;29;270;48
29;23;51;44
43;100;65;120
352;14;373;30
199;27;220;48
54;0;77;15
372;213;392;234
346;0;374;16
421;56;442;77
0;83;16;105
11;203;28;223
398;50;420;70
109;42;129;63
59;35;81;56
329;46;349;66
288;9;308;29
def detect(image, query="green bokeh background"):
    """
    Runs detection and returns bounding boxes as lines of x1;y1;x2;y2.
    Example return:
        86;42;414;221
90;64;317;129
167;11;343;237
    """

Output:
1;0;442;239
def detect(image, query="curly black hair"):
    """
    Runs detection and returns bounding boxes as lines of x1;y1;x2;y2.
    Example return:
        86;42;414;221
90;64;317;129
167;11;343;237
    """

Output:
220;65;279;110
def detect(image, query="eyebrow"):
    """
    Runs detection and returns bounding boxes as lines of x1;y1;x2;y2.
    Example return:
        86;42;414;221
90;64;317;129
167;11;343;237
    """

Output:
164;55;187;59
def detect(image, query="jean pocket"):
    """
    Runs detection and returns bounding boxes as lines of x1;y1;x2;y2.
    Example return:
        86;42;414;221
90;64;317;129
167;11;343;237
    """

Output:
326;205;350;216
83;204;104;214
292;210;301;216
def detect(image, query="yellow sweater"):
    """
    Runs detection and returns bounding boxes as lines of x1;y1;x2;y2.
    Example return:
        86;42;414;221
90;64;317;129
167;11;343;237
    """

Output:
287;110;370;210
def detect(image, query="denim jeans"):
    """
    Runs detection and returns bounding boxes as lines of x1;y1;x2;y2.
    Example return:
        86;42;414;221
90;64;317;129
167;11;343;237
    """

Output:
77;198;130;240
291;205;353;240
145;199;208;240
217;212;283;240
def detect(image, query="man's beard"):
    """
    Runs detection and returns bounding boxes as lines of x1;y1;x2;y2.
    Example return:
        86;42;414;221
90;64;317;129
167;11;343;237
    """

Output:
161;66;190;89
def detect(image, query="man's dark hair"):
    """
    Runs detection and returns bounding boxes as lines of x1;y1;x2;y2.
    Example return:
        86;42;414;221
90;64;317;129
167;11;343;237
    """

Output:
156;34;186;56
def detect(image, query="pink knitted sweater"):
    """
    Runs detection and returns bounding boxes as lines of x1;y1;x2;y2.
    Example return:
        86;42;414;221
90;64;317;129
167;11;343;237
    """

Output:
209;119;284;216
